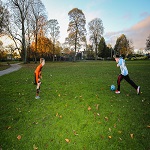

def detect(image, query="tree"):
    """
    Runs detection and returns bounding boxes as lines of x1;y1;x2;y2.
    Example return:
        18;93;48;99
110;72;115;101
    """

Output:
88;18;104;60
98;37;106;58
47;19;60;61
86;44;94;60
67;8;86;61
0;0;9;36
30;31;53;60
114;34;133;56
98;37;111;59
0;40;5;60
30;0;47;63
8;0;31;63
107;43;113;58
6;44;15;60
145;34;150;52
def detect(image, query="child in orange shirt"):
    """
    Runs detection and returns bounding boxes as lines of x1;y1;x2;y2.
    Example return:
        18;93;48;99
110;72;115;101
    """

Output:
34;58;45;99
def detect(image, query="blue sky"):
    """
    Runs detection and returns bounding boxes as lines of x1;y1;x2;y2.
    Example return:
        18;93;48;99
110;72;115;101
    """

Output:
42;0;150;50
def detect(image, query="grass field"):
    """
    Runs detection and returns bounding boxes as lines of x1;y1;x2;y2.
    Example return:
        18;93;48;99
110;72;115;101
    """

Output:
0;60;150;150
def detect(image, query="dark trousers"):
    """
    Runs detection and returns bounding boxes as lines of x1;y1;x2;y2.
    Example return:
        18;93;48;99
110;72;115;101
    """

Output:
117;74;138;91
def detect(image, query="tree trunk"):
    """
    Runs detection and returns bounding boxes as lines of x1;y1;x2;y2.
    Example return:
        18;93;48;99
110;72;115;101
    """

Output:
95;43;98;60
22;21;27;63
74;31;77;62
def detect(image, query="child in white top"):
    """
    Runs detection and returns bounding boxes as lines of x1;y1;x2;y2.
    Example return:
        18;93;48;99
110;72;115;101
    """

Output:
114;55;140;95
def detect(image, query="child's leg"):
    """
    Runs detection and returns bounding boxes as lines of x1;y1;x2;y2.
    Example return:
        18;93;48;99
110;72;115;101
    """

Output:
124;75;138;90
36;79;41;96
34;73;37;85
117;74;124;91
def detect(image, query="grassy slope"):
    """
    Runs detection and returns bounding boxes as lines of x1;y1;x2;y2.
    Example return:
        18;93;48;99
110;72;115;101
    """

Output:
0;60;150;150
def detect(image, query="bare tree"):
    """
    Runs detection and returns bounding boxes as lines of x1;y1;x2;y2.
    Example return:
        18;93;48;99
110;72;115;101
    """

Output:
145;34;150;52
88;18;104;60
67;8;86;61
0;0;9;36
8;0;31;63
47;19;60;61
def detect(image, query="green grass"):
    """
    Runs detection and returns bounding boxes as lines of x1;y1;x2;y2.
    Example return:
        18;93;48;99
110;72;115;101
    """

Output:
0;60;150;150
0;63;10;71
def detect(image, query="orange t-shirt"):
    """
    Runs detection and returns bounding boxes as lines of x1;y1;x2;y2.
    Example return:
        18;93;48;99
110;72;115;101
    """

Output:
35;64;43;83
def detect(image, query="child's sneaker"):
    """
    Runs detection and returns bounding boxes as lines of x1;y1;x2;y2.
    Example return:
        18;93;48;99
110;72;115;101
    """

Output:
115;90;120;94
137;86;140;95
35;96;40;99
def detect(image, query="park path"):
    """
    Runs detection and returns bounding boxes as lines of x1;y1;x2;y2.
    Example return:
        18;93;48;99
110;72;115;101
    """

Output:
0;63;22;77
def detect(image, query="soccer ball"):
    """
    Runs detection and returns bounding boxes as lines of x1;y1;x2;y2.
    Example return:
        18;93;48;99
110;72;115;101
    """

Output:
110;85;116;91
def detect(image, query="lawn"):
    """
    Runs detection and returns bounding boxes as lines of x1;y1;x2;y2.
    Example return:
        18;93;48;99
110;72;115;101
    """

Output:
0;60;150;150
0;63;10;71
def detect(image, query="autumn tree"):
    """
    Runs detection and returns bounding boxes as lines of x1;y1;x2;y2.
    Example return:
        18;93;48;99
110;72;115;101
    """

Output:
88;18;104;60
30;0;47;63
114;34;133;56
30;30;53;60
67;8;86;61
47;19;60;61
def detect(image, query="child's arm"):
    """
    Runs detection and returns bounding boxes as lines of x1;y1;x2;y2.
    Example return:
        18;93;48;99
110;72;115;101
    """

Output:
117;59;122;67
39;71;42;79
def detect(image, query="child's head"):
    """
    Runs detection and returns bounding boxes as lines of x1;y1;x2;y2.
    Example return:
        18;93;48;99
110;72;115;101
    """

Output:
113;54;120;63
40;58;45;65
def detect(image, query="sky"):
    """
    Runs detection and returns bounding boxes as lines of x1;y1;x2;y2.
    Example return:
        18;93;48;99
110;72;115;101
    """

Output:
41;0;150;50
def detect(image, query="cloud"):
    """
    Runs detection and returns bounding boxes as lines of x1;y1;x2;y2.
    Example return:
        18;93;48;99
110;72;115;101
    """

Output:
104;16;150;49
122;13;132;21
140;12;150;18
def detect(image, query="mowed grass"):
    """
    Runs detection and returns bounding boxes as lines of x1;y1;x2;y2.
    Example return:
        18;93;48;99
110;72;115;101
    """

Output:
0;60;150;150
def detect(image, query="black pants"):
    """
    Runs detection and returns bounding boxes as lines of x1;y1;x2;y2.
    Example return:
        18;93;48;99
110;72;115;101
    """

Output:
117;74;138;91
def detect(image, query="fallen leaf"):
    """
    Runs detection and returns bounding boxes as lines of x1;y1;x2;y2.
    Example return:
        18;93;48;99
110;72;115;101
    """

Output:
109;128;111;132
96;104;99;110
56;113;59;117
118;131;122;134
59;115;62;118
147;125;150;128
88;106;91;111
73;130;78;136
17;135;21;140
104;117;108;121
65;139;70;143
114;124;116;128
33;144;38;150
119;137;122;141
130;134;134;139
7;126;11;129
97;113;100;116
58;94;60;97
108;136;112;139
